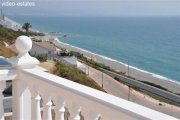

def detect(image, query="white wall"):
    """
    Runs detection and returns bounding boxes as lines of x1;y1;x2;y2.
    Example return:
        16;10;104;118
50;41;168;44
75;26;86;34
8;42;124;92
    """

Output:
30;43;53;56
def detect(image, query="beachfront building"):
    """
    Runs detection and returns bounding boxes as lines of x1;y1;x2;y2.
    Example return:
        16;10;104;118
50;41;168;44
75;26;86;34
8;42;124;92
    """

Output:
7;40;61;59
57;56;78;67
30;42;61;58
31;35;55;42
56;56;87;73
0;36;178;120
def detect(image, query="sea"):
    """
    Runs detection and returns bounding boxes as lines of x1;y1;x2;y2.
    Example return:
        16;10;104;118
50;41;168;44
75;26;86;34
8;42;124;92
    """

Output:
10;16;180;83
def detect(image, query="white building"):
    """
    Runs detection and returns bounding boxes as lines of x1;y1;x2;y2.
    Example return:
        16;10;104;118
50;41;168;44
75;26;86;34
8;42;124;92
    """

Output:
0;36;178;120
30;42;61;57
57;56;78;67
57;56;87;73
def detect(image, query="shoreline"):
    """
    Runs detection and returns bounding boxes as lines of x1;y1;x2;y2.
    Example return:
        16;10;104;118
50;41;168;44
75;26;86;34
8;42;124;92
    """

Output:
53;38;180;94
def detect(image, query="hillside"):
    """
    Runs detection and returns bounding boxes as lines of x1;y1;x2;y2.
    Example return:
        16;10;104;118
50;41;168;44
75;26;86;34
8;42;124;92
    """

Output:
0;24;45;57
53;61;105;91
0;25;25;44
0;25;25;57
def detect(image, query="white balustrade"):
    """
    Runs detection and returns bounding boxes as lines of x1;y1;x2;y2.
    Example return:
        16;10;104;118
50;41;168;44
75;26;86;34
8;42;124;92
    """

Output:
0;36;178;120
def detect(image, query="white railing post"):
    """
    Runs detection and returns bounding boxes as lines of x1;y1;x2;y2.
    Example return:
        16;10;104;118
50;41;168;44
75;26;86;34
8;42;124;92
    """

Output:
35;93;42;120
92;113;101;120
0;81;5;120
54;96;65;120
73;106;81;120
9;36;39;120
12;77;32;120
29;86;36;120
59;100;65;120
42;94;48;120
46;97;53;120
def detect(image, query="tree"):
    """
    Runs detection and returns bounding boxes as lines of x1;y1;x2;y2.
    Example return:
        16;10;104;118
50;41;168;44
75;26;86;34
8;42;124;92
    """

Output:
22;22;32;35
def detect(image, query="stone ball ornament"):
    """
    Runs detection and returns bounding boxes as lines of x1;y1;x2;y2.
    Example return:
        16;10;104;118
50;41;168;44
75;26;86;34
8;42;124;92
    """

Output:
15;36;32;54
9;36;39;69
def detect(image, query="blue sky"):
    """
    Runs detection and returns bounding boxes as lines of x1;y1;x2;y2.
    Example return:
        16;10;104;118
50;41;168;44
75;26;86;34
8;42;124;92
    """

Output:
1;0;180;16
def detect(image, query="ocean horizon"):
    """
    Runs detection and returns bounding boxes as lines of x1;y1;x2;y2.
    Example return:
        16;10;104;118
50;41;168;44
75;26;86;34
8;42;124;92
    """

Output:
10;15;180;83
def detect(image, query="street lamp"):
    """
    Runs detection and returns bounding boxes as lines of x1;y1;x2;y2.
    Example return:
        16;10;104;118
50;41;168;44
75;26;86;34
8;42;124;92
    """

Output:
102;72;104;88
127;60;130;76
1;0;3;18
128;86;131;101
87;64;89;75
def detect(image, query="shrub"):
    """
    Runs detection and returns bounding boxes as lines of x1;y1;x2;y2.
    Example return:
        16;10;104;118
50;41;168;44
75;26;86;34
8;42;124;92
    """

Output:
53;61;105;91
32;54;47;62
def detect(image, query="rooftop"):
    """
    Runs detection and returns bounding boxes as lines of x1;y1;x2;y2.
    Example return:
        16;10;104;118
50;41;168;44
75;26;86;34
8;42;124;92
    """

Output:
33;41;58;51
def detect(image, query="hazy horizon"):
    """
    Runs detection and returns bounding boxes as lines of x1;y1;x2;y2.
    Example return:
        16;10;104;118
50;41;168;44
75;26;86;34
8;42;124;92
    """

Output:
1;0;180;17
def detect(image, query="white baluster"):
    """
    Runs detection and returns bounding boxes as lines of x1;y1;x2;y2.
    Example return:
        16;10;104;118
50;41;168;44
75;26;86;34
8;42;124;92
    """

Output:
35;93;42;120
46;97;53;120
93;113;101;120
29;86;37;120
54;96;65;120
59;101;65;120
73;106;81;120
42;94;48;120
0;81;5;120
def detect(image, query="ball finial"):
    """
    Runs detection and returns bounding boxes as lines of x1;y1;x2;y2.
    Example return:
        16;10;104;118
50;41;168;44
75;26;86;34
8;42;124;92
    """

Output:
15;36;32;54
9;35;39;69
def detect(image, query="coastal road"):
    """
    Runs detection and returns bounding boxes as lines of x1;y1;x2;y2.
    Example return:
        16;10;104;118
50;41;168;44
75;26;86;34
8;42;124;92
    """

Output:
82;63;180;119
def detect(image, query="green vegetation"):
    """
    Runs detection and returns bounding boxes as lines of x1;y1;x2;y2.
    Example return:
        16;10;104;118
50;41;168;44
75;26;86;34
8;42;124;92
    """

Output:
0;24;44;57
31;54;48;62
0;24;25;44
57;51;71;57
22;22;44;36
22;22;32;35
0;25;24;57
53;61;105;91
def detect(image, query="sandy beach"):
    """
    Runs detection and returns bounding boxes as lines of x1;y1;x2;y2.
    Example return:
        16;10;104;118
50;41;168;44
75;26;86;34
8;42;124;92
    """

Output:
53;39;180;94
